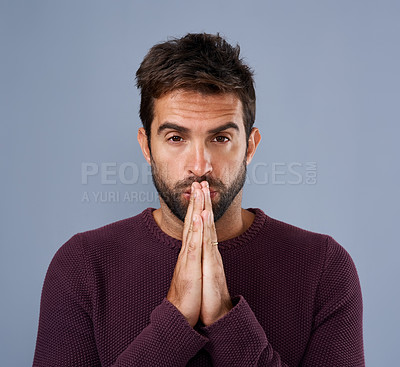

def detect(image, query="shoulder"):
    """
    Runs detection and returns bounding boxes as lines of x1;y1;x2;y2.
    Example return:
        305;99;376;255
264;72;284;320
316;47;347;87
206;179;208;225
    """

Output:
251;208;357;274
252;208;330;254
80;208;152;240
266;212;328;246
52;208;154;264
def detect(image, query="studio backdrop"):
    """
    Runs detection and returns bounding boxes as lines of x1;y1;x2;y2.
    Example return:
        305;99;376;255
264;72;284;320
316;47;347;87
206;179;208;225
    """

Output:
1;0;399;365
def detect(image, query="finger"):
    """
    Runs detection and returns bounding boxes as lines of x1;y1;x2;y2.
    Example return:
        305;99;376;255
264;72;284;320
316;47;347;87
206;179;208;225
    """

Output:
182;183;196;245
201;183;217;242
182;187;203;255
192;186;205;219
201;210;212;260
201;182;213;221
185;213;203;262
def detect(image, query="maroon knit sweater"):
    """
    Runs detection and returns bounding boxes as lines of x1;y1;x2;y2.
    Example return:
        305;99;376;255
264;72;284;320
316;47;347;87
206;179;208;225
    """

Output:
33;208;364;366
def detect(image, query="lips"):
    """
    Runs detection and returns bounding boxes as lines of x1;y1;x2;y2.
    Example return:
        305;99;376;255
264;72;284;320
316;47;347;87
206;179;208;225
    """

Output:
182;188;217;196
209;190;218;199
183;188;216;193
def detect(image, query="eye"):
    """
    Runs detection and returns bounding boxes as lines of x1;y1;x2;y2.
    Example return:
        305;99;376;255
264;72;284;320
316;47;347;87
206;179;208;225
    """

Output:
167;135;184;143
213;136;230;143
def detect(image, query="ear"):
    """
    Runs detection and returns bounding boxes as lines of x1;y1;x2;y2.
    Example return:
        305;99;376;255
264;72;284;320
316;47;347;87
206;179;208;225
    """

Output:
137;127;152;165
246;127;261;165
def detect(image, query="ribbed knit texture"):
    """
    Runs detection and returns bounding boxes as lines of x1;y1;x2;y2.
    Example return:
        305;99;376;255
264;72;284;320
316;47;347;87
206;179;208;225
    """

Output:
33;208;364;366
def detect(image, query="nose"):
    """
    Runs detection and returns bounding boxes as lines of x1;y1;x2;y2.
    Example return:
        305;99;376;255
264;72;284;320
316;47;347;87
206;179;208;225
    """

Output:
185;142;212;178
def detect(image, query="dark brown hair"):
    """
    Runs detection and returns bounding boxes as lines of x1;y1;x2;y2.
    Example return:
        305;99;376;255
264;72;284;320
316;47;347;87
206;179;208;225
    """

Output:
136;33;256;151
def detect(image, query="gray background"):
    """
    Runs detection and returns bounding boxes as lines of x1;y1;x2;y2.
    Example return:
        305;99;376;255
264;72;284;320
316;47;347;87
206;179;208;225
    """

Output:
1;0;399;365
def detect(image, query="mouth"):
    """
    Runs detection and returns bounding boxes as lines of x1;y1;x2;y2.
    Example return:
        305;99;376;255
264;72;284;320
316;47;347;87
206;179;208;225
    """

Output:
182;189;218;199
209;190;218;199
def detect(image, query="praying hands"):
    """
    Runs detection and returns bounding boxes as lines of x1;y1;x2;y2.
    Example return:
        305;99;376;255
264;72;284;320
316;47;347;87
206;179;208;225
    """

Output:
166;181;233;327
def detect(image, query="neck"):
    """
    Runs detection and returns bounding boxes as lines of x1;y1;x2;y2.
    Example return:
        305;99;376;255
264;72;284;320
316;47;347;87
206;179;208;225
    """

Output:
152;191;255;242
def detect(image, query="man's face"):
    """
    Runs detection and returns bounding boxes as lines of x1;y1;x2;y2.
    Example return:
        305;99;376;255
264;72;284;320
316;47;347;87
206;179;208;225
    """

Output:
147;90;249;222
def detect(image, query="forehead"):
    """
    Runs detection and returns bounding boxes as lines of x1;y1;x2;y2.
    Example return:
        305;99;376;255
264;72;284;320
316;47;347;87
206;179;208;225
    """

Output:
153;90;244;131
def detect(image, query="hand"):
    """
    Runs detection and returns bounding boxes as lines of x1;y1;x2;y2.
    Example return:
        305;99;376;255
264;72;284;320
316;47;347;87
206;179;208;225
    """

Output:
166;182;204;327
166;181;233;328
199;181;233;326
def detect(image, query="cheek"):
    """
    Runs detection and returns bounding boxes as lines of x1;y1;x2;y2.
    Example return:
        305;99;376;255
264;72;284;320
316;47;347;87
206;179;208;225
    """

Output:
212;154;245;181
154;155;187;183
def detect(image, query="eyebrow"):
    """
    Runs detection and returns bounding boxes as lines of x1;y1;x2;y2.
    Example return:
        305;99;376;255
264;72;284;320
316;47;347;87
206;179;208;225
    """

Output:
157;122;240;135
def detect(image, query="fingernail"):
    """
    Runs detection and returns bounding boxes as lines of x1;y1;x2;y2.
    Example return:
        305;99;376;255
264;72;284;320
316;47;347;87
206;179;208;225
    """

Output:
193;214;197;223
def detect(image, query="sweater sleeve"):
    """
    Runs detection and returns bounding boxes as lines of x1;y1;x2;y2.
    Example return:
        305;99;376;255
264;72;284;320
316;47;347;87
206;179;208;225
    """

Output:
196;295;289;366
196;236;364;367
33;234;208;367
299;236;365;366
112;298;208;367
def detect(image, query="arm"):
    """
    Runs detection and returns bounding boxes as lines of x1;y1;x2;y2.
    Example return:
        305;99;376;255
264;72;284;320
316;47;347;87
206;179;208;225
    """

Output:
197;295;289;367
299;236;365;366
33;234;208;367
112;298;208;367
189;182;289;366
196;236;364;367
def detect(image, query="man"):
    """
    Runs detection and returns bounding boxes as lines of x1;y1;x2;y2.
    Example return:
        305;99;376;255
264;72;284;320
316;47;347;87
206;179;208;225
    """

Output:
33;33;365;366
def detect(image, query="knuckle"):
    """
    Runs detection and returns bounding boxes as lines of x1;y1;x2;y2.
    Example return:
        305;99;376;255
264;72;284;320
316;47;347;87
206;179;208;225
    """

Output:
187;241;197;253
